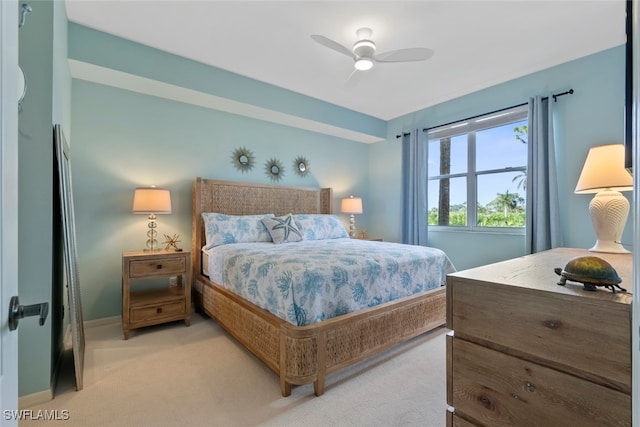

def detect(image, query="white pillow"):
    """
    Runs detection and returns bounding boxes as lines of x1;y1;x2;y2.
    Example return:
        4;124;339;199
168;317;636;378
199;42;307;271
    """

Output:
201;213;274;249
293;214;349;240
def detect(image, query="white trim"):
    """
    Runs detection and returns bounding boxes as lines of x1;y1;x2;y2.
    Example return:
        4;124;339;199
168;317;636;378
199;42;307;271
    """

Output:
83;315;120;329
62;317;119;348
18;389;53;409
1;0;20;422
68;59;383;145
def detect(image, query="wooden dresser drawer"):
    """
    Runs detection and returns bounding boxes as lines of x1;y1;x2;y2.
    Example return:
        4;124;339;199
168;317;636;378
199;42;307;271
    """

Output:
130;299;185;323
449;337;630;427
446;408;476;427
448;278;631;393
129;256;186;278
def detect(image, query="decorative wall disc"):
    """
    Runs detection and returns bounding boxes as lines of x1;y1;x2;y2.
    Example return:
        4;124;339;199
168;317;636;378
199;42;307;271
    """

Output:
265;158;284;182
293;156;310;177
231;147;255;173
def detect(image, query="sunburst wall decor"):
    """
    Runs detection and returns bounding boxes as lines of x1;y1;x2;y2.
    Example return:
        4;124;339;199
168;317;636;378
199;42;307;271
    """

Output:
265;158;284;182
231;147;255;173
293;156;310;177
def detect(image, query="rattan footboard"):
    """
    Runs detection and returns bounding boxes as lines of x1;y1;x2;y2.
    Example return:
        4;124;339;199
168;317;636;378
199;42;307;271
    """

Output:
194;275;446;396
191;178;446;396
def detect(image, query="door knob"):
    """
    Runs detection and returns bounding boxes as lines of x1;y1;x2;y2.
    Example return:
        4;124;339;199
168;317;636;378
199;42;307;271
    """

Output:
8;296;48;331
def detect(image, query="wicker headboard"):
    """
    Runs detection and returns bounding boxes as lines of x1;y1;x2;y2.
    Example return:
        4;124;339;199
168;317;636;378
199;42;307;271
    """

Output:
191;178;333;277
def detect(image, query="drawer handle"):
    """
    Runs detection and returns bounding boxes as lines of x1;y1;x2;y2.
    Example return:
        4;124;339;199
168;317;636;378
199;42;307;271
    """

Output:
156;264;163;270
156;307;163;314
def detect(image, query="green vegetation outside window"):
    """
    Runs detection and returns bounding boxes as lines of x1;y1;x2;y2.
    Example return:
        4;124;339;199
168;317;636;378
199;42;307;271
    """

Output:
427;105;528;231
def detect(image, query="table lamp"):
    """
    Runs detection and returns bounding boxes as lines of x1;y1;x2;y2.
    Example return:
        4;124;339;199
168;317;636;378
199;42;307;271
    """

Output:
132;187;172;251
341;195;363;238
574;144;633;253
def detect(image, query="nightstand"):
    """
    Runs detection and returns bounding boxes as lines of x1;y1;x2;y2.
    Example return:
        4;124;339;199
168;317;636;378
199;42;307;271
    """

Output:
358;237;382;241
122;249;192;339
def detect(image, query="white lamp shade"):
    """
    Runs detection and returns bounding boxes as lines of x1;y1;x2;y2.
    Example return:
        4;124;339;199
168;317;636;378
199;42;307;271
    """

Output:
341;197;363;214
574;144;633;194
132;187;172;214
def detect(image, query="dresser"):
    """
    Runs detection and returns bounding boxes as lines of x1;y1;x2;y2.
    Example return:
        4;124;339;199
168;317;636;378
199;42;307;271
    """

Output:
446;247;632;426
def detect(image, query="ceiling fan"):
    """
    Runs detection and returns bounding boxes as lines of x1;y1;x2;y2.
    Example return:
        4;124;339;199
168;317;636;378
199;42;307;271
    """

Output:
311;27;434;72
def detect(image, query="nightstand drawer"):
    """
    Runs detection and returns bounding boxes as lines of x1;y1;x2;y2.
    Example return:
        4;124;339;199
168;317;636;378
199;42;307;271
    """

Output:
130;300;185;323
129;256;186;278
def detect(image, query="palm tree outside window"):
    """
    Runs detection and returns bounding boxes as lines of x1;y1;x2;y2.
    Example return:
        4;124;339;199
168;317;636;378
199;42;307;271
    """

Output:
426;105;528;231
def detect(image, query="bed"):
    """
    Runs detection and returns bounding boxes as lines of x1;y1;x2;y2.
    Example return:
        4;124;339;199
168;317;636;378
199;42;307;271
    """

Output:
192;178;454;396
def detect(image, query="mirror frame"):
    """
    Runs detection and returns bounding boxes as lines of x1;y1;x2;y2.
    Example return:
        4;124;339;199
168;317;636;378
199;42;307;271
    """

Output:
231;146;255;173
293;156;311;177
265;158;284;181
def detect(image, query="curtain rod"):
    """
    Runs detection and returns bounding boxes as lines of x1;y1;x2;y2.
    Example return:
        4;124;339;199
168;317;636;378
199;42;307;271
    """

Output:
395;88;574;138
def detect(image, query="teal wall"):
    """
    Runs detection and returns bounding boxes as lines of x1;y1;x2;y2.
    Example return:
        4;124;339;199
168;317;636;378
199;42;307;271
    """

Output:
372;47;628;271
71;81;370;321
69;31;629;317
68;25;375;322
18;0;70;397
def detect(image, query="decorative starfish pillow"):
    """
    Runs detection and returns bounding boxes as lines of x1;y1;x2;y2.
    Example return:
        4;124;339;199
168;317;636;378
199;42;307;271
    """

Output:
261;213;303;244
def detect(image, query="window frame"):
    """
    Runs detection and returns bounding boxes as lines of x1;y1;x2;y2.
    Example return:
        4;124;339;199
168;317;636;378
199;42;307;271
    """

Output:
426;104;528;234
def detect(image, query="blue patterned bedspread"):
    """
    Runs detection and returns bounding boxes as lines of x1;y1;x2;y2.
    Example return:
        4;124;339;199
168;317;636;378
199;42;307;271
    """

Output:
205;238;455;326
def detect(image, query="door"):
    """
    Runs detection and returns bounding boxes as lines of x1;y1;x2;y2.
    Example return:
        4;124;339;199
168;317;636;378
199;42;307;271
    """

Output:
0;0;20;425
633;2;640;425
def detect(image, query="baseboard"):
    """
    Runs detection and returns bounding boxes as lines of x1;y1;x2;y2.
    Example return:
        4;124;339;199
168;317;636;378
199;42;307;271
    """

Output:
84;315;120;328
63;316;119;348
19;389;53;409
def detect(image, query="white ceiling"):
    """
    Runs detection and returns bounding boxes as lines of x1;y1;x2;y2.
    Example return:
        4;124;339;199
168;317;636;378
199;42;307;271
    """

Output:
65;1;625;121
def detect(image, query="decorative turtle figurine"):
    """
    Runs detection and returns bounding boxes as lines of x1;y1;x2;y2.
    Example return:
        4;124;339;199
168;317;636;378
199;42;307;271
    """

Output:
554;256;626;293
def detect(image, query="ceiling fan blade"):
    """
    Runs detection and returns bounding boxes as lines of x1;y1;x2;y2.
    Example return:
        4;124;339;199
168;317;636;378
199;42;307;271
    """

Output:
375;48;435;63
344;68;367;89
311;34;355;59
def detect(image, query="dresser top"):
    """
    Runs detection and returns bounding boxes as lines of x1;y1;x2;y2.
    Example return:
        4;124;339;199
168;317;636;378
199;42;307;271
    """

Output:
448;247;632;305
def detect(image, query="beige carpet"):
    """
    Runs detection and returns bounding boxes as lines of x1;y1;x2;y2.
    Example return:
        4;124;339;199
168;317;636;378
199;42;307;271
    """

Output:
21;312;448;427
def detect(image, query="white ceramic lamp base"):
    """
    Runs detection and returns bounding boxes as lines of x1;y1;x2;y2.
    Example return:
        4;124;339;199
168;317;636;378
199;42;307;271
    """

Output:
588;189;630;254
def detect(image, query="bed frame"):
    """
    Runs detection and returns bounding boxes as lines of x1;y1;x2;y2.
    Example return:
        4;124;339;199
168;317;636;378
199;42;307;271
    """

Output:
192;178;446;396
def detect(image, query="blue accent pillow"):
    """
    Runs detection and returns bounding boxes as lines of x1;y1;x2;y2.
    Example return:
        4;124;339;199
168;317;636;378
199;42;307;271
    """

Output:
293;214;349;240
201;213;274;249
261;214;303;244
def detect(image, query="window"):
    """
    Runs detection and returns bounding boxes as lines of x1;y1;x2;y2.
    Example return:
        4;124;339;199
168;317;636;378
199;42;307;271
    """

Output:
427;105;528;231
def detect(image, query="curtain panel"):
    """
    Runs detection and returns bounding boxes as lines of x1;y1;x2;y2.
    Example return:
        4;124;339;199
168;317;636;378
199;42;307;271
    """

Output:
401;130;428;245
525;96;563;253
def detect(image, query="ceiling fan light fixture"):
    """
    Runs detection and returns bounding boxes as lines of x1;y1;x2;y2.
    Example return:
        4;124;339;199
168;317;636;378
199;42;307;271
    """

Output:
354;57;374;71
310;26;433;75
353;39;376;58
